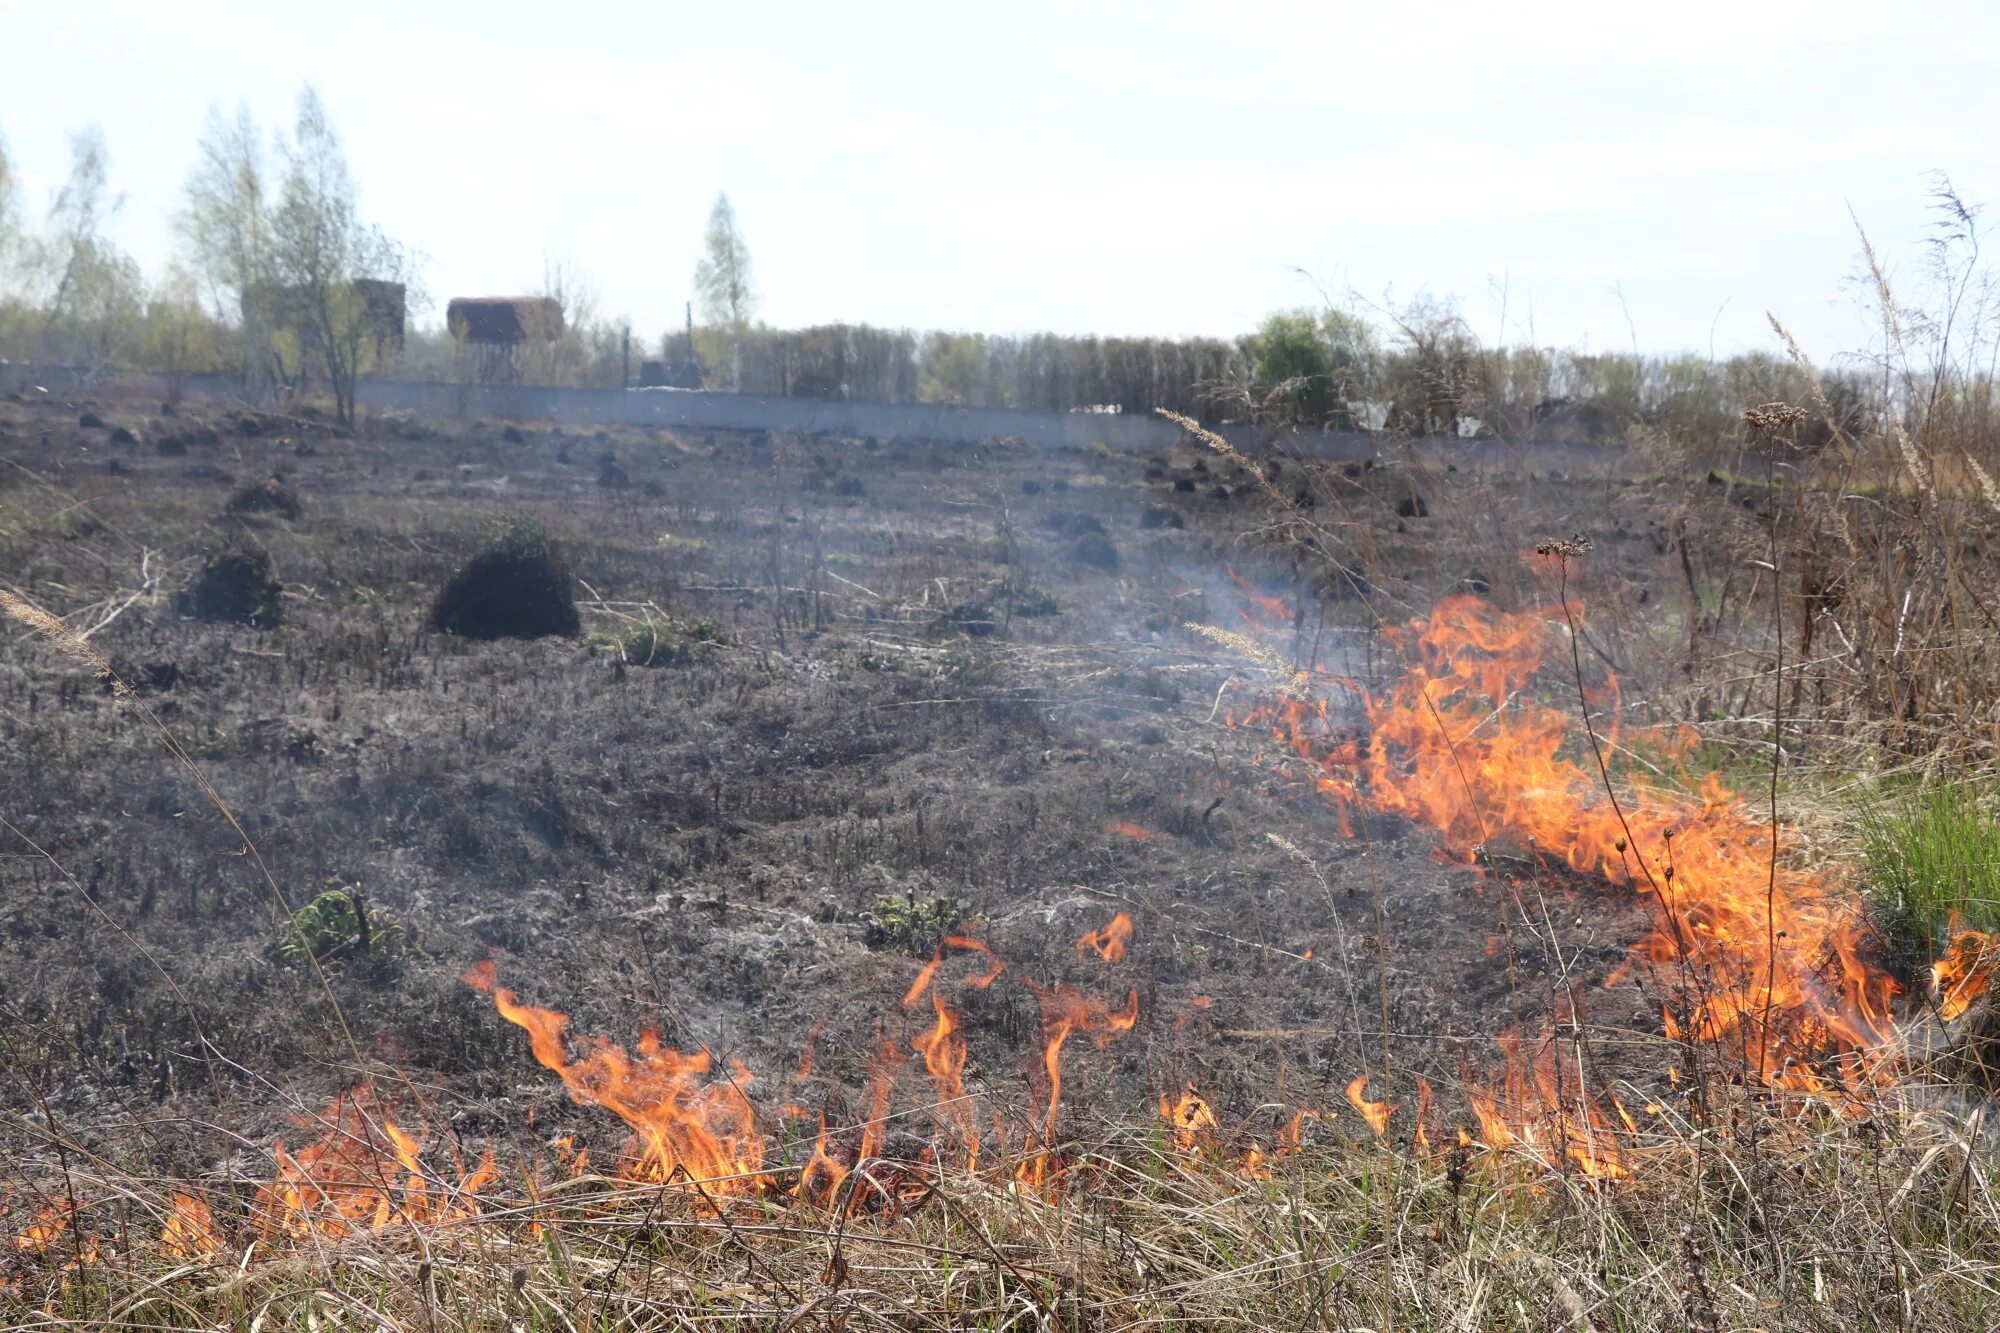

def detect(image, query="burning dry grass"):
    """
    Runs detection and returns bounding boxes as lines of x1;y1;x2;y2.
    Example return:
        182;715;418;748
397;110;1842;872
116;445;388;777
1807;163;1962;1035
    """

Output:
12;539;2000;1327
7;1075;1999;1330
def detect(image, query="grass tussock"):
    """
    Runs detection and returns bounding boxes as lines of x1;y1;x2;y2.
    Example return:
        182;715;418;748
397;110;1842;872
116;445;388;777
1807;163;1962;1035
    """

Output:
1862;780;2000;968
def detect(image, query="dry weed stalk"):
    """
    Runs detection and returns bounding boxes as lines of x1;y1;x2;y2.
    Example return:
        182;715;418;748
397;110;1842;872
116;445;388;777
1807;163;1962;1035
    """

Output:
0;588;117;687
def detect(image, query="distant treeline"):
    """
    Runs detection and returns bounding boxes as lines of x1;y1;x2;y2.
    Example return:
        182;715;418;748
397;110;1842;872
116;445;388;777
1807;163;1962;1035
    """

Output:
390;310;1874;448
0;104;1958;450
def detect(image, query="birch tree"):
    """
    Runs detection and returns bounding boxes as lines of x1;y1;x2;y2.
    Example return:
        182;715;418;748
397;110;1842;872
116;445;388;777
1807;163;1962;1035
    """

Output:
266;87;417;425
693;192;756;387
177;105;272;394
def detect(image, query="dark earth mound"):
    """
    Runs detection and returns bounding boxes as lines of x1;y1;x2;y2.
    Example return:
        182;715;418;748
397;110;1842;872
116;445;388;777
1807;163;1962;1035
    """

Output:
177;548;283;628
432;528;581;640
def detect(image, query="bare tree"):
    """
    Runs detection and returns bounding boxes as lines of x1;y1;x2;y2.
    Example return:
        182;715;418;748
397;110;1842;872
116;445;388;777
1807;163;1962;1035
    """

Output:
529;256;598;385
266;87;418;426
33;128;142;369
177;104;272;396
693;192;757;388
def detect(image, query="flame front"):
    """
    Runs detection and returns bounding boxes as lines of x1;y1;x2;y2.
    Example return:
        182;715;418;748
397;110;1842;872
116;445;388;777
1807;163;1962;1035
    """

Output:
1245;592;1902;1094
1019;982;1140;1190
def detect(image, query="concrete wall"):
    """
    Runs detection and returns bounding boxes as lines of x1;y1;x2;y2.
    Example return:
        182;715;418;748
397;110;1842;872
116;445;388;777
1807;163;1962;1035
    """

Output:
2;362;1373;456
1;363;1621;473
349;378;1382;457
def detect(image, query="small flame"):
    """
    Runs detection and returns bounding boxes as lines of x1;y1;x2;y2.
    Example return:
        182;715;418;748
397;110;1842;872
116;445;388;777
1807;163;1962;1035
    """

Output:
160;1192;220;1259
1462;1026;1633;1180
251;1081;472;1239
1227;565;1293;632
1076;912;1134;964
1160;1085;1218;1152
1933;928;1995;1021
1345;1074;1394;1137
464;960;767;1194
1019;983;1139;1190
909;987;980;1171
1104;822;1154;842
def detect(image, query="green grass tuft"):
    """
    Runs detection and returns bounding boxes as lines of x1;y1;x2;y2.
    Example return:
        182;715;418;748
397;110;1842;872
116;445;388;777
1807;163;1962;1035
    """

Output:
1860;780;2000;973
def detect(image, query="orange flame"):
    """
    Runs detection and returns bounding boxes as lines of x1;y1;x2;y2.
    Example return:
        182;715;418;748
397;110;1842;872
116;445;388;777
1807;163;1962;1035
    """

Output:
1227;565;1293;632
943;935;1006;989
1934;929;1995;1021
909;987;980;1171
1160;1085;1218;1152
1104;822;1154;842
159;1192;220;1259
1345;1074;1394;1137
464;960;766;1193
1018;983;1140;1189
252;1081;470;1239
1463;1026;1635;1179
1076;912;1134;964
1247;594;1901;1095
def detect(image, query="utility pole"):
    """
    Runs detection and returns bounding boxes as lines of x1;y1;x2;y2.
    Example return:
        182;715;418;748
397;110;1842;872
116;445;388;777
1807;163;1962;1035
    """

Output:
621;324;631;389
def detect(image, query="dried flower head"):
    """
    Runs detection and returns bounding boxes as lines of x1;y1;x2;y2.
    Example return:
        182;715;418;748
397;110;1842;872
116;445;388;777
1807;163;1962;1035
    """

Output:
1534;533;1594;560
1155;409;1269;488
1966;455;2000;514
1740;402;1809;435
1186;622;1312;697
0;587;119;687
1187;622;1288;673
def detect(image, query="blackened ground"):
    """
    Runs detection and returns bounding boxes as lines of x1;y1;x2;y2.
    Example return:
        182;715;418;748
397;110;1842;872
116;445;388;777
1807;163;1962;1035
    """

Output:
0;390;1764;1173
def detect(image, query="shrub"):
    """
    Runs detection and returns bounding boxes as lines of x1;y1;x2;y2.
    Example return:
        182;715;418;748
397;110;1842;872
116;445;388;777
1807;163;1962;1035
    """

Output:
178;549;283;629
280;883;406;966
939;603;1001;637
1068;533;1120;572
615;615;720;666
432;520;580;641
225;477;304;521
997;580;1060;617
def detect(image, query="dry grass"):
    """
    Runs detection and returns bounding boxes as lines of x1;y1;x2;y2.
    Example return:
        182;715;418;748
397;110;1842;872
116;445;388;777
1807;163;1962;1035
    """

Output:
5;1073;1998;1330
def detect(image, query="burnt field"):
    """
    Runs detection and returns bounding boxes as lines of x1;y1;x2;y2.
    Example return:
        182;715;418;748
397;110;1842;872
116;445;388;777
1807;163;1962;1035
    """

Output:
0;390;1779;1183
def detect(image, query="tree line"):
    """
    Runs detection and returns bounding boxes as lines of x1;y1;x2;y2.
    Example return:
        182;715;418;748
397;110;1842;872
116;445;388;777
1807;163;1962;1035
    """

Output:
0;92;1970;448
0;91;418;425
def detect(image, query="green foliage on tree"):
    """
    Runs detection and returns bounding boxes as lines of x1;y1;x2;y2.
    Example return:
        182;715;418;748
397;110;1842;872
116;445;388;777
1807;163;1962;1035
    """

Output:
20;127;147;368
1248;307;1378;428
142;268;221;399
919;332;987;405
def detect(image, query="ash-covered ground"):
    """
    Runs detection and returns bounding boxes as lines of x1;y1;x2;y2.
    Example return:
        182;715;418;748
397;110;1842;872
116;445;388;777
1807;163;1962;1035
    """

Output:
0;390;1760;1172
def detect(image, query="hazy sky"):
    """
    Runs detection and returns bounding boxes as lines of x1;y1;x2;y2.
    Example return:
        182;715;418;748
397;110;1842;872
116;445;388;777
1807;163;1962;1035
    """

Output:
4;0;1997;361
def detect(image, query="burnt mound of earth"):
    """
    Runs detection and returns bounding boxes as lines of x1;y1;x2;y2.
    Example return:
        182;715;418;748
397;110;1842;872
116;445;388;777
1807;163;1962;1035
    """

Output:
432;526;581;641
225;477;305;521
1068;532;1120;572
178;549;283;628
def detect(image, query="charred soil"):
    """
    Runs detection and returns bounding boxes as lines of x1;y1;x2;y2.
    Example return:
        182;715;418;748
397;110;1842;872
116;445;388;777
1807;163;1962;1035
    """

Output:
0;392;1780;1175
